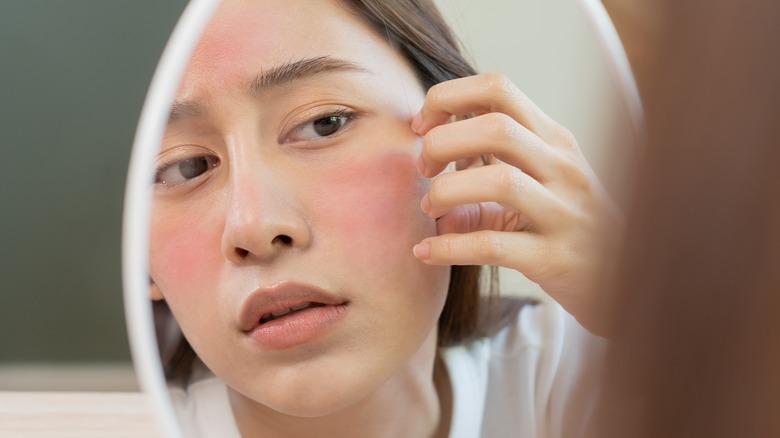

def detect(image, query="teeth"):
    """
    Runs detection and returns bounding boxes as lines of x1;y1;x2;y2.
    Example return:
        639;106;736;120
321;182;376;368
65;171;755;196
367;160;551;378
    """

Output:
291;302;311;311
260;302;315;324
271;308;291;317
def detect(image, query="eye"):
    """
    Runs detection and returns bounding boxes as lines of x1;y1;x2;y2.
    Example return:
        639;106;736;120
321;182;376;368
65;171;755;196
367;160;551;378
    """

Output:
286;108;355;142
312;115;346;136
155;155;219;187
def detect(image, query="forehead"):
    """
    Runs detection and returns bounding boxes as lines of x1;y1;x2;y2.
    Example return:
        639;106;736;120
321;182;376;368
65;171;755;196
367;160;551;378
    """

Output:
178;0;410;99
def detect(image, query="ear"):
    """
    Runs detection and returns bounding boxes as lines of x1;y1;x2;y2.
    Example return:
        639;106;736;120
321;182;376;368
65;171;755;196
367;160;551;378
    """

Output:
149;278;165;301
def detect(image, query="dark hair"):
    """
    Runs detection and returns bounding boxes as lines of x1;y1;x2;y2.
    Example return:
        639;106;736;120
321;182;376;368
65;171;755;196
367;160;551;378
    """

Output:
158;0;523;381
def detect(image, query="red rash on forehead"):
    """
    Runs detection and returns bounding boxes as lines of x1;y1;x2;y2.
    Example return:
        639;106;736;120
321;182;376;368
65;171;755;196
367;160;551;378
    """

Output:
176;0;425;105
180;3;284;95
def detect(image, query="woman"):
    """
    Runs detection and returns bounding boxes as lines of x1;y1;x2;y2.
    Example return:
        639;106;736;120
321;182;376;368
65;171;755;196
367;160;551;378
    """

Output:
149;1;617;436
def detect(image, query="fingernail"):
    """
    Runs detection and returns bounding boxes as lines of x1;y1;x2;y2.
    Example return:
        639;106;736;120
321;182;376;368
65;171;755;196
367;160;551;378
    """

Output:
413;242;430;260
420;193;431;215
411;111;423;133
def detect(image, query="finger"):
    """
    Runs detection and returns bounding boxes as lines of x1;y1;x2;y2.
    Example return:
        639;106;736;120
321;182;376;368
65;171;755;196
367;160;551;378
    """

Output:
413;230;546;272
418;112;559;180
454;155;486;171
421;164;565;228
435;203;524;236
412;72;569;146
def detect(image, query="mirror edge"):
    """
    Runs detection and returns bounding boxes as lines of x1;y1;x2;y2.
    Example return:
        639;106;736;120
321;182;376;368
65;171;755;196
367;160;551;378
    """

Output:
122;0;643;436
122;0;220;436
574;0;644;145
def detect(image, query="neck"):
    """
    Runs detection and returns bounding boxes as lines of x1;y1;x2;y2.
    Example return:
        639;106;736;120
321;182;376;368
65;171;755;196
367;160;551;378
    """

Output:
229;331;452;438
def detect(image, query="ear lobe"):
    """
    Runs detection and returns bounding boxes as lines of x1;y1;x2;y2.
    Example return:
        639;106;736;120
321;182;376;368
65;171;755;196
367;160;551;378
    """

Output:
149;279;165;301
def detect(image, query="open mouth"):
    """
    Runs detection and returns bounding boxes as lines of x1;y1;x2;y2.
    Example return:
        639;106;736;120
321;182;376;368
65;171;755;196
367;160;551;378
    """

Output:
259;302;326;324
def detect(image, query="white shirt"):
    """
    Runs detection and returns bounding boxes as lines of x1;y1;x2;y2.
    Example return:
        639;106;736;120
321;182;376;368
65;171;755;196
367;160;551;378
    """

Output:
169;301;604;437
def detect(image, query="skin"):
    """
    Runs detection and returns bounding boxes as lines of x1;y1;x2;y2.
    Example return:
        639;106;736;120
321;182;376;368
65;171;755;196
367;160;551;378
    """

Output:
150;0;619;436
413;73;623;335
151;1;448;436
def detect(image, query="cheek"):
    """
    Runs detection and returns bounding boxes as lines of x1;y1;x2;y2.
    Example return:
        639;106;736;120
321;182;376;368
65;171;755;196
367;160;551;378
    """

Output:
310;151;433;258
149;209;222;302
310;150;450;336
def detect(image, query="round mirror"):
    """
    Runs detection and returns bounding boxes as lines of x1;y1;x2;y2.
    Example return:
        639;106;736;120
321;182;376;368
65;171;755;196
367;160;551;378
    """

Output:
124;1;641;436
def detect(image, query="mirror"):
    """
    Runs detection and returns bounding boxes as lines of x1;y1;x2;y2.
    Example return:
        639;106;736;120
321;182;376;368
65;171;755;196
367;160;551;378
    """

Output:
124;0;641;436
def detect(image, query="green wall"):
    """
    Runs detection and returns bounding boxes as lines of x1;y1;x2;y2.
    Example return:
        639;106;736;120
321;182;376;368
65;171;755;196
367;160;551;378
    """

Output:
0;1;187;362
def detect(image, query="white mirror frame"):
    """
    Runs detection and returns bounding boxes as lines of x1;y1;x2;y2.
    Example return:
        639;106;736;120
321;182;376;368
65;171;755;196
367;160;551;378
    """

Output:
122;1;641;436
122;1;220;437
575;0;644;141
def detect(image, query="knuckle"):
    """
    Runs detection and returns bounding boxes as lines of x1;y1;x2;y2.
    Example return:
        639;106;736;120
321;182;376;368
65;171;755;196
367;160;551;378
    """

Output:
478;232;508;263
554;154;579;175
555;155;591;190
438;235;459;259
552;124;579;149
425;82;450;108
482;72;515;96
496;164;526;193
484;112;519;143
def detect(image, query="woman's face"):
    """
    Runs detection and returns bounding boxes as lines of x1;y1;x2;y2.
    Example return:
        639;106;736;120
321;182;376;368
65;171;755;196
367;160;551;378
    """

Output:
149;0;450;416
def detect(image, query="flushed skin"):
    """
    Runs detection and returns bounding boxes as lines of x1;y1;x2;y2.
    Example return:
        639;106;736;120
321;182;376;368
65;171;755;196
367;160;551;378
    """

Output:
150;1;449;436
149;0;620;436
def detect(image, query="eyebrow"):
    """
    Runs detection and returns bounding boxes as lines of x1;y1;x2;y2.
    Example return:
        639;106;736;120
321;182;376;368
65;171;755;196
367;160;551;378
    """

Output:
168;100;205;122
249;56;369;95
168;56;368;123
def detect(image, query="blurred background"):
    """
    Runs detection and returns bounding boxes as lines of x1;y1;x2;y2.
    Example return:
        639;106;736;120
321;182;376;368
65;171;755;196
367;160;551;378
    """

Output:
0;0;187;390
0;0;633;391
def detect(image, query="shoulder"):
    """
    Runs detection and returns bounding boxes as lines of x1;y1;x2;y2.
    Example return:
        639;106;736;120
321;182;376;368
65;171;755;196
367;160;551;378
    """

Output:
168;362;242;438
448;297;581;359
441;298;606;437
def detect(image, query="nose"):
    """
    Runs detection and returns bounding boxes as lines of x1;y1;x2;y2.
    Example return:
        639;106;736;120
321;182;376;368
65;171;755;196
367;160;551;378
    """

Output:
221;167;311;265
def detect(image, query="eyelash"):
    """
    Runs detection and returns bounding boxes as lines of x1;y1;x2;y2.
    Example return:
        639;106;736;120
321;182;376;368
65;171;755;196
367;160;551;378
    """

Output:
154;107;360;189
154;153;219;189
283;107;360;144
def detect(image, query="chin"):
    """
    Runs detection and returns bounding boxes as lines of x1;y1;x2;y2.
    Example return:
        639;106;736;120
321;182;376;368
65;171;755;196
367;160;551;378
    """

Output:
245;375;376;418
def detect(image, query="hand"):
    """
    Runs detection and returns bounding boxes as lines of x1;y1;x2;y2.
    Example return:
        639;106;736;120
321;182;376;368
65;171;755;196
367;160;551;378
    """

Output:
411;72;622;335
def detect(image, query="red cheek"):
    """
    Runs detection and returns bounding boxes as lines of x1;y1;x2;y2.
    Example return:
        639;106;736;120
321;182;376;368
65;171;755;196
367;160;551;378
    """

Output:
309;151;433;254
149;213;221;299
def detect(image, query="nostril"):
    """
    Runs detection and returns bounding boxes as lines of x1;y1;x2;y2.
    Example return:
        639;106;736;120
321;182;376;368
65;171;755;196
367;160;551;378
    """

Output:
232;235;292;260
274;234;293;245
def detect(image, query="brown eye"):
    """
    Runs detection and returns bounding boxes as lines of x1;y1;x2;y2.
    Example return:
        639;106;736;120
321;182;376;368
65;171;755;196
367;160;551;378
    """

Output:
312;115;346;137
156;155;219;186
178;156;211;179
285;108;356;143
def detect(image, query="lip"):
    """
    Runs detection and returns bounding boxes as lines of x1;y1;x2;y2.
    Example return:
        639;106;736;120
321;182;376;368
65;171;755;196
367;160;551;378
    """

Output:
239;281;349;350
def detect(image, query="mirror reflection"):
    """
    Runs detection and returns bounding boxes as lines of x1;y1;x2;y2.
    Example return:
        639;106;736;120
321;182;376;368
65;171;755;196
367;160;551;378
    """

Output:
145;0;636;436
